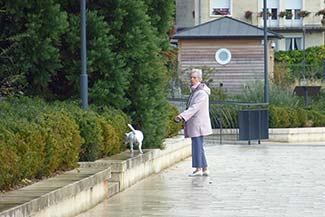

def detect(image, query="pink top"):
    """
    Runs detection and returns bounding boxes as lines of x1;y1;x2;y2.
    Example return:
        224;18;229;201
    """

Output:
180;83;213;138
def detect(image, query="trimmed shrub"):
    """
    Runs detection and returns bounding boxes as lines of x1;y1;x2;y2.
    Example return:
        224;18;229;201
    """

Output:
272;106;290;128
0;126;20;189
165;104;182;138
269;106;325;128
296;108;308;127
287;108;300;128
0;96;133;191
35;111;82;176
69;110;104;162
98;119;121;157
307;110;325;127
95;106;131;155
52;102;130;160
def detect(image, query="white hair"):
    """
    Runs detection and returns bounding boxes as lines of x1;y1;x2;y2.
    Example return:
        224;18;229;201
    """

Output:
191;68;202;81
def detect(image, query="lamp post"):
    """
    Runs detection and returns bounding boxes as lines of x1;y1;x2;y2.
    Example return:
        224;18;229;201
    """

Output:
80;0;88;109
302;26;306;83
263;0;269;103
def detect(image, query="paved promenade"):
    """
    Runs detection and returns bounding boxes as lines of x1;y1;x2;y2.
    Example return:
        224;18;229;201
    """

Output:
77;142;325;217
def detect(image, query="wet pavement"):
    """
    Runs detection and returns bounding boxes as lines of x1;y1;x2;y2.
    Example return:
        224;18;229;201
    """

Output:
77;142;325;217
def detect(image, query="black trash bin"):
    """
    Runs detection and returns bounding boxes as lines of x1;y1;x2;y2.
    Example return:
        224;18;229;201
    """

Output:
238;109;269;144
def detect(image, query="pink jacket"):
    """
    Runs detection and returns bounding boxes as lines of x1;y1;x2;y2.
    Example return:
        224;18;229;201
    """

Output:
180;83;213;138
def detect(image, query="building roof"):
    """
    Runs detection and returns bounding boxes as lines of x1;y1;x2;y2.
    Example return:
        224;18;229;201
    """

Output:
173;16;283;39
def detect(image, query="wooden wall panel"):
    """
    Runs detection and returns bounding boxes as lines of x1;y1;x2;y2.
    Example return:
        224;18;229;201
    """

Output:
178;39;272;95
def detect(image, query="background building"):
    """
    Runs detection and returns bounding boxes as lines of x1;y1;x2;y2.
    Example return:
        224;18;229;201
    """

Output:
176;0;325;51
174;17;282;95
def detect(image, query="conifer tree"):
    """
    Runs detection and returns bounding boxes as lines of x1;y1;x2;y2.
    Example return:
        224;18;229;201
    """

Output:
0;0;68;96
90;0;169;148
143;0;175;49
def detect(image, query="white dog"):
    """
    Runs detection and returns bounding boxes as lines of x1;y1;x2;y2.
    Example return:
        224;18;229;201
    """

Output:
125;124;144;154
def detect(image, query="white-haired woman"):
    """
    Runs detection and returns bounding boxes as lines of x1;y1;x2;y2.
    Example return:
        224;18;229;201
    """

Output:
176;68;213;176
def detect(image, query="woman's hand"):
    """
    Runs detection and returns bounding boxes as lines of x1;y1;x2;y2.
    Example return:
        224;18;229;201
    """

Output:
174;115;183;123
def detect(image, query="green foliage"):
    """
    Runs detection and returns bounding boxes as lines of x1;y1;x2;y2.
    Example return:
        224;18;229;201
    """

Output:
1;0;175;151
6;120;45;179
210;105;238;129
98;120;120;157
35;111;81;175
0;99;82;188
307;110;325;127
94;106;130;155
274;46;325;80
143;0;175;49
54;9;130;108
309;89;325;112
235;80;302;107
0;96;130;190
69;109;104;162
51;102;130;161
272;63;295;86
0;127;20;189
0;96;48;121
165;104;182;138
287;108;300;128
210;88;228;101
164;48;180;98
59;0;172;148
98;0;169;149
268;105;325;128
0;1;68;96
296;108;309;127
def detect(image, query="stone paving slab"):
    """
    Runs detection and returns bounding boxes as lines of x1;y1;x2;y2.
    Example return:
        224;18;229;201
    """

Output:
0;167;112;216
77;143;325;217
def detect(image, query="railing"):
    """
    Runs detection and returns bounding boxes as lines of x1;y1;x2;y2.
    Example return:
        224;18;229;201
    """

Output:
168;97;269;145
258;11;324;29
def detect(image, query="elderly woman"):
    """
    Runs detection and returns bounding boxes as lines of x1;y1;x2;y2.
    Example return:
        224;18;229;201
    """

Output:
176;68;213;177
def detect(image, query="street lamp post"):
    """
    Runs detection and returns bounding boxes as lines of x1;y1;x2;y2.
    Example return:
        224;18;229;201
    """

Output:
80;0;88;109
263;0;269;104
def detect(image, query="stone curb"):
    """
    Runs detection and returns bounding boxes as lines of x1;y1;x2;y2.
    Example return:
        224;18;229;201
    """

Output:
0;167;111;217
204;128;325;143
86;136;191;191
0;136;191;217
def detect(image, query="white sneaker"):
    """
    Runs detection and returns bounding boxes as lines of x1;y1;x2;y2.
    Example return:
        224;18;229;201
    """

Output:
202;170;209;176
189;170;202;177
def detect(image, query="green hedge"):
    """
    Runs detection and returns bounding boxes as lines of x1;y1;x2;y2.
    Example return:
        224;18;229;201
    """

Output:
0;96;182;191
165;104;182;138
0;97;130;190
268;106;325;128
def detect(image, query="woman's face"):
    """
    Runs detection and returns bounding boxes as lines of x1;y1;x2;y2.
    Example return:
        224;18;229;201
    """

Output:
190;72;200;86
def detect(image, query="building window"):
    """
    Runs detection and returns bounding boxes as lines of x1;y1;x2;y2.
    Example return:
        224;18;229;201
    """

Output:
285;9;301;20
260;0;279;19
285;0;302;20
210;0;230;15
285;9;293;19
294;9;301;19
271;8;278;20
285;38;302;50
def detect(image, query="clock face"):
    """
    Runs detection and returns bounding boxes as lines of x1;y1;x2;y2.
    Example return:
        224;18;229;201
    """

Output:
215;48;231;65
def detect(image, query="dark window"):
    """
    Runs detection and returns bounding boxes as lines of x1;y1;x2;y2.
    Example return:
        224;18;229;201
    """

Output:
285;38;302;50
212;8;230;15
294;9;301;19
271;8;278;20
286;9;292;20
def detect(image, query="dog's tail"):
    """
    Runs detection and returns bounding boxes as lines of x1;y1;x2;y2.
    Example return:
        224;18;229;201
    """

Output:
128;124;136;132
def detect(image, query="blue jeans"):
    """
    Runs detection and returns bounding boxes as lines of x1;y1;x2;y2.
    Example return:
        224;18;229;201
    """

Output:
191;136;208;168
